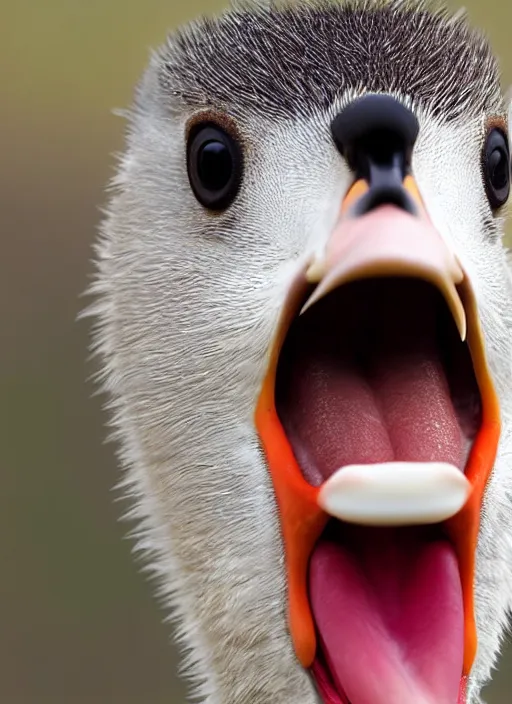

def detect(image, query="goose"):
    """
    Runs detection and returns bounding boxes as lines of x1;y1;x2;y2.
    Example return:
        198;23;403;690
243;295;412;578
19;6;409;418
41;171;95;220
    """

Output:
87;1;512;702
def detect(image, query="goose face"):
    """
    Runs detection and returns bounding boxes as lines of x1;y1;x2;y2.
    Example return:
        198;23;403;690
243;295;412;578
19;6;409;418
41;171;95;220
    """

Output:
91;2;512;703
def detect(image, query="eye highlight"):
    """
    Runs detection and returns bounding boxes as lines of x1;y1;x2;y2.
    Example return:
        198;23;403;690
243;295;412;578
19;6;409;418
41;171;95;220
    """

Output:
187;123;242;211
483;128;510;210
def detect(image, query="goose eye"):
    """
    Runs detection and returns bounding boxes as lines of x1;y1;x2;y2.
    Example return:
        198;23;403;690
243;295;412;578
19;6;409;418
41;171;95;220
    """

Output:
483;128;510;209
187;123;242;210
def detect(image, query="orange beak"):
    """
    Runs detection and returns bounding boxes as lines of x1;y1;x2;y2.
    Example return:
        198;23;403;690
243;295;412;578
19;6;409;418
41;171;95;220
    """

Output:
255;175;500;678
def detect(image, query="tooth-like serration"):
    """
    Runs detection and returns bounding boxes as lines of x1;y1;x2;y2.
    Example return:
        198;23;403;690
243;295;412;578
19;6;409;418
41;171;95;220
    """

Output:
317;462;471;526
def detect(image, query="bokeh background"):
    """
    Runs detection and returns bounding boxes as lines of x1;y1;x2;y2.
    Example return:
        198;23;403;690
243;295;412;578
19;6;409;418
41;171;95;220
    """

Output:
2;1;512;702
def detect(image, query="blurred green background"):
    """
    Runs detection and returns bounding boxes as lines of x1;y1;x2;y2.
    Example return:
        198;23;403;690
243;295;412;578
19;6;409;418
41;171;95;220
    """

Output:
1;1;511;702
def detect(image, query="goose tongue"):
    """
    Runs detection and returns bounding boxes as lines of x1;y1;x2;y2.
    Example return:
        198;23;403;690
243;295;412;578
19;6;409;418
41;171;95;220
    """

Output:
309;529;464;704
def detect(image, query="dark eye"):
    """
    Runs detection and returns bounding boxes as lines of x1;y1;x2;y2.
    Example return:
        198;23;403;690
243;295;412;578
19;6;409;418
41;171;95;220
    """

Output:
187;123;242;210
483;128;510;209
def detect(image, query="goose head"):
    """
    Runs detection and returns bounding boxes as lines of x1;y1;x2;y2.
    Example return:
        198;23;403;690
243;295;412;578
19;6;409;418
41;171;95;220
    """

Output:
89;1;512;702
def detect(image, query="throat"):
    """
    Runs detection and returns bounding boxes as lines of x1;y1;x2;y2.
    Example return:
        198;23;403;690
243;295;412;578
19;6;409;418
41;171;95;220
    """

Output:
275;279;480;485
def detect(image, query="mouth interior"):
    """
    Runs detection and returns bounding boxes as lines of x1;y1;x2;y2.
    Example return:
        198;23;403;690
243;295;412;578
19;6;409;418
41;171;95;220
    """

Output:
275;278;481;704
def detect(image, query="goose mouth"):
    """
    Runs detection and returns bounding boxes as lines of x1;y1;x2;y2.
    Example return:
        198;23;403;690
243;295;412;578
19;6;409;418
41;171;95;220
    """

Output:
276;277;478;704
255;205;500;704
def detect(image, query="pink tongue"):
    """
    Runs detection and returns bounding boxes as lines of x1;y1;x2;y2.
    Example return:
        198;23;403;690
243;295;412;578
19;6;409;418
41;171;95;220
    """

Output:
309;530;464;704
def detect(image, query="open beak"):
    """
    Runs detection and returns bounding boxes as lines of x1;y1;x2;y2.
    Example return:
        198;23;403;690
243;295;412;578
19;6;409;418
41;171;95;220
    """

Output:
255;175;500;704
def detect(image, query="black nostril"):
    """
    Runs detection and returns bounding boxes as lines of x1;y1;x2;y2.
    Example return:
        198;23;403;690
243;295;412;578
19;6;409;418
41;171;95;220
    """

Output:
331;94;419;167
352;130;406;182
331;94;420;215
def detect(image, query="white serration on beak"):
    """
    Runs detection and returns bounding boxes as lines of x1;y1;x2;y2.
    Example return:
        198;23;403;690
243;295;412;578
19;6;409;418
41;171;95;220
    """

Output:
317;462;472;526
305;256;327;283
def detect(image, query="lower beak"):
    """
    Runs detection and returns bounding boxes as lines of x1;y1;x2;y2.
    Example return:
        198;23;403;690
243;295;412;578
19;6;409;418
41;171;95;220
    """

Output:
255;176;500;688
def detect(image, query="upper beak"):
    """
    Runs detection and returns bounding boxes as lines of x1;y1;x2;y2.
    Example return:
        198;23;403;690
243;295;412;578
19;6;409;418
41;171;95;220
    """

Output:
255;171;500;678
304;177;466;342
